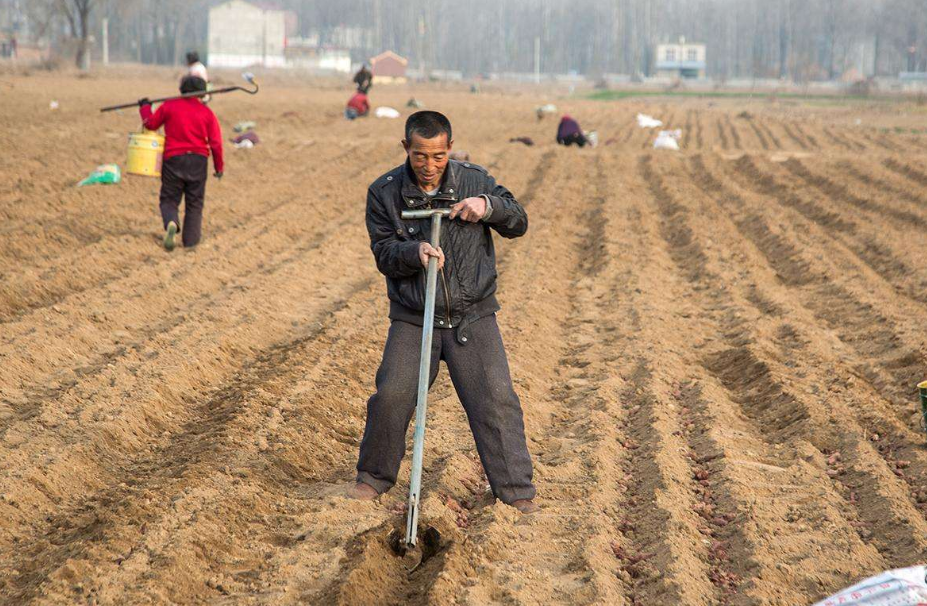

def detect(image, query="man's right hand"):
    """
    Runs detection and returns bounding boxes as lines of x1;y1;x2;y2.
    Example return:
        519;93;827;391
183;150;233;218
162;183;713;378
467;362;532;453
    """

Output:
418;242;445;270
138;97;151;107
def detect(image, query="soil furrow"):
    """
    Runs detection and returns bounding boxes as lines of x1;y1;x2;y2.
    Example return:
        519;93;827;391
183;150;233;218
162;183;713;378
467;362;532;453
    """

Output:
757;120;782;149
639;155;763;602
861;132;898;152
457;153;624;605
782;157;926;228
692;154;927;541
649;153;927;597
0;208;362;440
727;157;927;402
683;109;693;149
884;158;927;187
716;117;730;150
0;225;381;554
778;121;810;150
0;141;388;323
727;155;927;304
725;115;742;150
838;160;927;208
742;115;770;150
0;277;375;603
695;112;705;149
791;122;820;149
823;126;862;151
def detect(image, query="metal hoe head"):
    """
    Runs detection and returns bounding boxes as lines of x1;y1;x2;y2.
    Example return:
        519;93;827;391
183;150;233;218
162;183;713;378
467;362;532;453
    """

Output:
387;525;441;571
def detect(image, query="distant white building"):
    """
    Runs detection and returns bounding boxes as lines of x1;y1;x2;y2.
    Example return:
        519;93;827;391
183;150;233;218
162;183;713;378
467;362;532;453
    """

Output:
208;0;286;68
285;39;352;73
655;37;706;79
327;25;373;50
318;48;351;72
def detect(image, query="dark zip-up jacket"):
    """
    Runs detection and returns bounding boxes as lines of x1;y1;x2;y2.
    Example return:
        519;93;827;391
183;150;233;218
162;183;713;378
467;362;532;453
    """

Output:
365;159;527;342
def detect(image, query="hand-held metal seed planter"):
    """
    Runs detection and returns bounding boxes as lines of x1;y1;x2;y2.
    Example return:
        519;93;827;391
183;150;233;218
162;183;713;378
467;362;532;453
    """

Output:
388;208;451;562
99;72;259;113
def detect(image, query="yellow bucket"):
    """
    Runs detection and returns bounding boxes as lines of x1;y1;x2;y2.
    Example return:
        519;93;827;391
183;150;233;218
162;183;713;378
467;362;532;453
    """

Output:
126;130;165;177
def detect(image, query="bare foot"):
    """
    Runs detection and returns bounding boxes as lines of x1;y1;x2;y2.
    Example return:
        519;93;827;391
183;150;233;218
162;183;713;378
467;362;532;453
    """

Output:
347;482;379;500
511;499;539;514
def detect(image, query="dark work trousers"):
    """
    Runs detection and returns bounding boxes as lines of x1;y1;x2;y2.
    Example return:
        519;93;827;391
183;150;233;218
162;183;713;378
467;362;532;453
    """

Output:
159;153;208;247
356;314;536;504
557;132;588;147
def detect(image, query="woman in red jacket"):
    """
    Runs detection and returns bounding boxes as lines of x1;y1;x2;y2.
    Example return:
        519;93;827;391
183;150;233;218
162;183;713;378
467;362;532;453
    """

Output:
139;76;224;250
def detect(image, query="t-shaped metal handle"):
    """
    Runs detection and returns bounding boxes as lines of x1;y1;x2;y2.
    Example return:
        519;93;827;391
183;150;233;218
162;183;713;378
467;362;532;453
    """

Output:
401;208;451;247
401;208;452;219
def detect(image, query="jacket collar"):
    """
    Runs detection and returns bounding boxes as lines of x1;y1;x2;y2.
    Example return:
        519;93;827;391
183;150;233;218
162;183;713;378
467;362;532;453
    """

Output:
400;159;460;208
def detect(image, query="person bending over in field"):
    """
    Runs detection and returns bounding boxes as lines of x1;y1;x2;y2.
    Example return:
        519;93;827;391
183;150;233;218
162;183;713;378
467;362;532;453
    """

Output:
556;114;589;147
345;90;370;120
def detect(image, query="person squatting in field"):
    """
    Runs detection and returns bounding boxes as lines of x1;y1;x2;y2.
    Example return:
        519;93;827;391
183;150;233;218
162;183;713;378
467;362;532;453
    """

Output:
349;110;539;514
139;76;224;251
345;90;370;120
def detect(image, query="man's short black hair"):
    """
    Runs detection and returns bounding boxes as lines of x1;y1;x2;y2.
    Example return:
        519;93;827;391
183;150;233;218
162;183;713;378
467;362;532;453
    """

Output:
186;51;200;65
405;111;452;143
180;75;207;95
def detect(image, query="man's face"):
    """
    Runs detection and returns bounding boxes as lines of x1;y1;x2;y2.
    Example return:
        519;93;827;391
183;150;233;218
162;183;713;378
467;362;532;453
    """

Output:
403;132;453;191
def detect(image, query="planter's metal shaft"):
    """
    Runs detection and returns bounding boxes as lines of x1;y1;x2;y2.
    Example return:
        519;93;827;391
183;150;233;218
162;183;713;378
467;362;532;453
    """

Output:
919;381;927;442
401;208;450;548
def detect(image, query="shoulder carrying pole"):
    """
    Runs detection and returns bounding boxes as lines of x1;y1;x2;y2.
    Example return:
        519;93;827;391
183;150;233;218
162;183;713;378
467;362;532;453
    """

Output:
99;73;259;113
401;208;451;548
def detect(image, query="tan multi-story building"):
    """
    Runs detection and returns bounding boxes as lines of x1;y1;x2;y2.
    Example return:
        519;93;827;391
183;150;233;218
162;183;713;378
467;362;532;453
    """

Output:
655;37;707;79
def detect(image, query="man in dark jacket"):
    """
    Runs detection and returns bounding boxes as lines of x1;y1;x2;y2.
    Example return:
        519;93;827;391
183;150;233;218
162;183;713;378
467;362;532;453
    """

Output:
353;63;373;94
139;76;223;250
350;111;538;513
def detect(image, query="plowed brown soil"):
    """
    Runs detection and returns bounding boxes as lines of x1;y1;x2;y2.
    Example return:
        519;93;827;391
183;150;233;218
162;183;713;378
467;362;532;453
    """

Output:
3;70;927;605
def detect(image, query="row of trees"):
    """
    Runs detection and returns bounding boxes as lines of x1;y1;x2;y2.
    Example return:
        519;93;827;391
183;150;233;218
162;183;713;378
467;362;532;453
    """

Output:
12;0;927;81
22;0;208;68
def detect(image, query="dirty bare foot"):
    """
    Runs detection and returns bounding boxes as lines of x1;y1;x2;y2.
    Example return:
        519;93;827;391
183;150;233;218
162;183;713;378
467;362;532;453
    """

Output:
347;482;379;500
511;499;539;514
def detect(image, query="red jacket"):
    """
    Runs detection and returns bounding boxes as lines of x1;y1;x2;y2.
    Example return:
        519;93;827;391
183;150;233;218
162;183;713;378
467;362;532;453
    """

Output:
347;92;369;115
140;98;224;173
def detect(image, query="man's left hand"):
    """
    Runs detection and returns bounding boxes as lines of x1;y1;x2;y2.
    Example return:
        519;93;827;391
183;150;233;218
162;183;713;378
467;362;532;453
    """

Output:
450;196;487;223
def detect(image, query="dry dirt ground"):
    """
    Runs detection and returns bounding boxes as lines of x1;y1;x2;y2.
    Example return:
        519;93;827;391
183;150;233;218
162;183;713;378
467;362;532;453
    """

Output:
3;69;927;605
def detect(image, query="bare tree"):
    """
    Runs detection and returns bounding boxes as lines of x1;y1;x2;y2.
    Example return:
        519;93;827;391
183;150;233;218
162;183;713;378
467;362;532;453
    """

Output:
32;0;927;82
57;0;93;68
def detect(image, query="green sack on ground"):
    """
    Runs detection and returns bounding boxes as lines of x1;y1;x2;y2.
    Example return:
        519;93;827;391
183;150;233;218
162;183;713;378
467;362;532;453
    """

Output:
78;164;121;187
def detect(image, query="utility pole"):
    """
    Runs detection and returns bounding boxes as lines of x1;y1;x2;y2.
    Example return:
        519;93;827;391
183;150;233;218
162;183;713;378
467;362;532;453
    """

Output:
534;36;540;83
374;0;382;53
418;11;426;79
102;17;109;65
